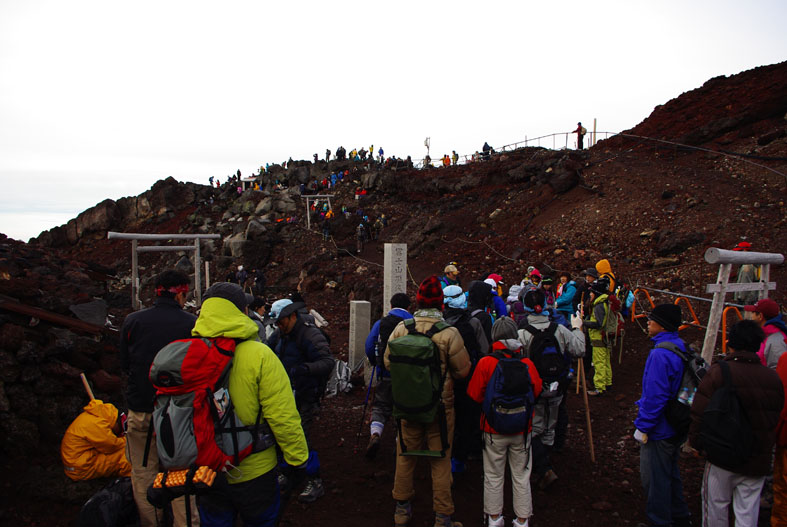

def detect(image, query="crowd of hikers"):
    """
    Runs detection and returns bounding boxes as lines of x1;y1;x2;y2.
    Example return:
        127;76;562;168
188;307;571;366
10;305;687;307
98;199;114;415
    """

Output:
58;246;787;527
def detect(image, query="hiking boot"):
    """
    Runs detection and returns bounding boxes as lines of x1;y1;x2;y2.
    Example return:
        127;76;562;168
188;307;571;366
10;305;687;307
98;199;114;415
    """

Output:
538;469;558;490
277;471;288;491
297;477;324;503
365;433;381;459
487;514;504;527
512;519;529;527
587;389;603;396
434;513;462;527
394;501;412;526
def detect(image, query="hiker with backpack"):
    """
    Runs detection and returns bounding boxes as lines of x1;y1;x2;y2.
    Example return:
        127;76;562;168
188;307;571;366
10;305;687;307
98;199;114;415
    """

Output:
633;303;693;527
467;317;543;527
184;283;308;527
574;122;587;149
442;285;490;473
688;320;783;527
468;279;495;344
583;277;614;396
384;276;471;527
517;289;585;490
267;298;335;504
363;293;414;459
119;270;199;527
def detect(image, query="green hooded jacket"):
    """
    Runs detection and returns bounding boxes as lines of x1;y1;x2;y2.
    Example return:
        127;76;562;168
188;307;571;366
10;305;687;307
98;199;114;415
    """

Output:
192;297;308;483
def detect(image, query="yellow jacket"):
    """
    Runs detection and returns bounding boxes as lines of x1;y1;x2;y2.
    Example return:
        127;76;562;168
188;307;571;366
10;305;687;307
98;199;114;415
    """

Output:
60;399;131;481
192;297;308;483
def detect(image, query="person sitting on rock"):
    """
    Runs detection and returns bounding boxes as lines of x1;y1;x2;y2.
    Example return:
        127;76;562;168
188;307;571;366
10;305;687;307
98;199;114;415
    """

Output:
61;399;131;481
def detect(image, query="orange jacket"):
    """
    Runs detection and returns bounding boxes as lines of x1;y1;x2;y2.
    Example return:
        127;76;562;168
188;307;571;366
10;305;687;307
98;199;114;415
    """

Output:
60;400;131;481
467;341;543;434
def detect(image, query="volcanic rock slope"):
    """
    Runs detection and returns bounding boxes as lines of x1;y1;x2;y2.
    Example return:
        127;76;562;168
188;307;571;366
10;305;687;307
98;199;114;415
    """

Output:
0;60;785;525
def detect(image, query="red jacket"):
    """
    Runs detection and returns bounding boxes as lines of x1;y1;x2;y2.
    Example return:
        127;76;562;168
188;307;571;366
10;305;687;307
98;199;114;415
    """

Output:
776;352;787;446
467;341;543;434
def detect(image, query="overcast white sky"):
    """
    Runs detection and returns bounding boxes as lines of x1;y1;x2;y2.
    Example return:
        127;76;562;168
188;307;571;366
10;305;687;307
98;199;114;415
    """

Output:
1;1;785;241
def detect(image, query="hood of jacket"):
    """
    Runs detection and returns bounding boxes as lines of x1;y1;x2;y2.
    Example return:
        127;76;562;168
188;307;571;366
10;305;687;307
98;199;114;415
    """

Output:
595;259;613;276
83;398;118;423
192;297;259;341
467;280;492;310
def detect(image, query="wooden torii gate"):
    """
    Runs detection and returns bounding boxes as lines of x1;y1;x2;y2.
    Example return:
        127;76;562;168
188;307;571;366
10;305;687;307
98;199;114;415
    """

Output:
302;194;334;230
701;247;783;363
108;232;221;310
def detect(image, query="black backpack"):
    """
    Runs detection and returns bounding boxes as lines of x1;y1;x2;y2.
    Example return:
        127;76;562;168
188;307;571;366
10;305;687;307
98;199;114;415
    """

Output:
657;342;707;438
521;323;568;387
700;360;756;470
376;313;405;369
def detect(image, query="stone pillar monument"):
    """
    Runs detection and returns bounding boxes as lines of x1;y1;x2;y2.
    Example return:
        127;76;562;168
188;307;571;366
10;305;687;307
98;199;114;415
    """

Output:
383;243;408;314
349;300;371;374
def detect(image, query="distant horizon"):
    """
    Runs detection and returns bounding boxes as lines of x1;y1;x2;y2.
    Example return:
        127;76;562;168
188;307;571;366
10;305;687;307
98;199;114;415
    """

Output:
2;0;786;242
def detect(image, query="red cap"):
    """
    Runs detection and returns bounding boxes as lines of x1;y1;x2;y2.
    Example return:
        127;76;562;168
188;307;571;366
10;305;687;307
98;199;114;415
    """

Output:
487;273;504;285
744;298;780;319
733;241;752;251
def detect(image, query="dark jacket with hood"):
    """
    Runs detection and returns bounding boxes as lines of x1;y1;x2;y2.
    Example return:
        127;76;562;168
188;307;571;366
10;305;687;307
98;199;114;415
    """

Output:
467;280;494;344
268;317;335;404
119;297;196;413
443;306;490;364
689;350;784;476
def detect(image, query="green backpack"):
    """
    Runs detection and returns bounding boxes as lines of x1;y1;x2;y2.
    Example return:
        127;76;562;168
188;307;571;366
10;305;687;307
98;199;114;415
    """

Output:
388;319;450;457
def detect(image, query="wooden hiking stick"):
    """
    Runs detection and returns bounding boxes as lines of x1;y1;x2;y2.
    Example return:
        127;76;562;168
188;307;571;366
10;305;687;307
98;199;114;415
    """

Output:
576;301;595;462
80;373;95;400
579;361;596;463
618;326;625;365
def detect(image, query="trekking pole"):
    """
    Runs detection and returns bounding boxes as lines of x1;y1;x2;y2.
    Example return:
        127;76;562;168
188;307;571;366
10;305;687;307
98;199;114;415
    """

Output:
353;365;377;454
618;326;625;365
579;362;596;463
80;373;95;400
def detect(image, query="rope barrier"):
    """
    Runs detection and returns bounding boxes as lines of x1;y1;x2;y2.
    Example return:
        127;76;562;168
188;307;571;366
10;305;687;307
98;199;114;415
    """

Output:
440;235;518;262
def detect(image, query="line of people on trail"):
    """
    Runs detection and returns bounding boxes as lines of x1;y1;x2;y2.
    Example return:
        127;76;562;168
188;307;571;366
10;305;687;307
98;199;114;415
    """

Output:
364;262;595;527
361;259;786;527
59;254;787;527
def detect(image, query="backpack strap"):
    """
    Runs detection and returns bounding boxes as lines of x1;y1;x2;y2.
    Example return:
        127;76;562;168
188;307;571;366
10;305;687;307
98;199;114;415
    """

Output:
655;341;688;361
719;359;733;388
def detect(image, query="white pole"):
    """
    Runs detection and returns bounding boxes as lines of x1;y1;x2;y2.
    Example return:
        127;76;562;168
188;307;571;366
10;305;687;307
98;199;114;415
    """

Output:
701;263;732;363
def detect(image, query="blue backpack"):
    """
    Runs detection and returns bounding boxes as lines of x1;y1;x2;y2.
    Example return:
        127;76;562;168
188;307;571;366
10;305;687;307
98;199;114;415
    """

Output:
481;352;536;434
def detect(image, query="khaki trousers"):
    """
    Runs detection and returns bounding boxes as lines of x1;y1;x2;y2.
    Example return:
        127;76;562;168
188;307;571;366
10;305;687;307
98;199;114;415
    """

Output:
392;408;455;515
125;410;200;527
482;432;533;520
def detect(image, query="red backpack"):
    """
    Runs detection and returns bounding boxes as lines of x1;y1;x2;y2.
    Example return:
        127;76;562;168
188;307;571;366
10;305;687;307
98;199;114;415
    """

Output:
146;337;270;472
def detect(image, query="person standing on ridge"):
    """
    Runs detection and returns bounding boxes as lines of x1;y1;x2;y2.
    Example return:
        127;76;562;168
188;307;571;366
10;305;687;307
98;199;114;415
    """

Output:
574;122;587;150
451;150;459;165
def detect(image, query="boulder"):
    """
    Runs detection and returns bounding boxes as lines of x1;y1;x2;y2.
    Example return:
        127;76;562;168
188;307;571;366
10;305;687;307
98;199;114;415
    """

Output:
224;232;247;258
68;299;109;326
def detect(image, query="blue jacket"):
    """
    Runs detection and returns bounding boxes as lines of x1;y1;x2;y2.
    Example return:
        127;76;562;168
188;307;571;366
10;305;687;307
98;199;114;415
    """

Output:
555;281;577;316
490;290;507;320
634;331;686;441
365;308;413;379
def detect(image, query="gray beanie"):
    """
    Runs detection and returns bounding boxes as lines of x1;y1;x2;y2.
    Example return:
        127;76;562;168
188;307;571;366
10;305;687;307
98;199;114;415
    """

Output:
491;317;519;342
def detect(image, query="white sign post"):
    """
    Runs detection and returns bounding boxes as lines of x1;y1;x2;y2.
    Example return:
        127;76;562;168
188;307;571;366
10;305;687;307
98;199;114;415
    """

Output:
383;244;408;314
